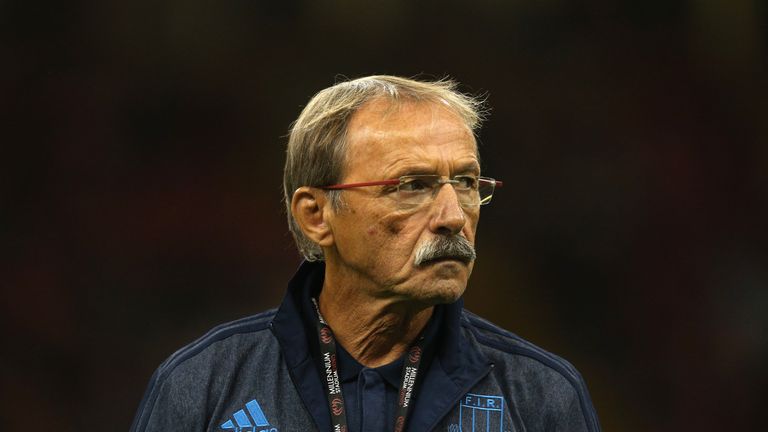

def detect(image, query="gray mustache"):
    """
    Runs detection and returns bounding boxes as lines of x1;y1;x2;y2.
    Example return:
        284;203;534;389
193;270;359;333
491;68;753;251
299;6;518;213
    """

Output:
414;235;476;266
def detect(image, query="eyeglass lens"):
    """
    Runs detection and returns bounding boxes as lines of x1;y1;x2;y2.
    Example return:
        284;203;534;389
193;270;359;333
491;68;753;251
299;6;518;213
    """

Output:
397;175;496;207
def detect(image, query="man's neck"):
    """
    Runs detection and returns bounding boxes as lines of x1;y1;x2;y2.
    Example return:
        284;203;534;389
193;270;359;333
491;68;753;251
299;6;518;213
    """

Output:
317;282;433;368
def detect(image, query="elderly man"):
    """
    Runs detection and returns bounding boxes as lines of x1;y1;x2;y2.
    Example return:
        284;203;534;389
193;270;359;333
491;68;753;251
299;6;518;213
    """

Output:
131;76;601;432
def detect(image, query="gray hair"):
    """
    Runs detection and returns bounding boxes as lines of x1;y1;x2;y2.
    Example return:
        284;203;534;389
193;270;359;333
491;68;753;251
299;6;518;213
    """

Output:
283;75;487;261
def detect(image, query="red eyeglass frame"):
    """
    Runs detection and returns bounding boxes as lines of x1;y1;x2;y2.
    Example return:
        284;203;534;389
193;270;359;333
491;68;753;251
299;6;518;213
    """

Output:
320;176;503;190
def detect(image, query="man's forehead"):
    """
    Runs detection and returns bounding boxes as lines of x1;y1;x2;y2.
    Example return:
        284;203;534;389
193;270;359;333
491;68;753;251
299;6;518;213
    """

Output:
348;98;469;132
344;99;478;159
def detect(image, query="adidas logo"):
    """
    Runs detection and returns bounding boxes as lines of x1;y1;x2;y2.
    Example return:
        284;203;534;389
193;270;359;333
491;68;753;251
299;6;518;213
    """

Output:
220;399;278;432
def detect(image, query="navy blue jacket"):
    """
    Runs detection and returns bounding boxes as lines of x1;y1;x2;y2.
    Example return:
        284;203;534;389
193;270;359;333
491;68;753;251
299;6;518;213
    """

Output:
131;261;601;432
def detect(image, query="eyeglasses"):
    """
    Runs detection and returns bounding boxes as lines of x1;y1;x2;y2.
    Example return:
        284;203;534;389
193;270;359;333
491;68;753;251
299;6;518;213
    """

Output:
321;175;502;208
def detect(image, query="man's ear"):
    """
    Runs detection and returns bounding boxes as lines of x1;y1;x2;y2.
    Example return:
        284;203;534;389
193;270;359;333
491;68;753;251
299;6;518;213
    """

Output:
291;186;335;247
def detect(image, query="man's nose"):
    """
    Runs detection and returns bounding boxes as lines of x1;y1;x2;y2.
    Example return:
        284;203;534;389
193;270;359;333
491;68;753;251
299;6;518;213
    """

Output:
428;183;467;236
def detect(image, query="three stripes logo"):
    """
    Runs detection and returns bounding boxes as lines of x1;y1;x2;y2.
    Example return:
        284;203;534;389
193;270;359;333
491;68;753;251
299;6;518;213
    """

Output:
220;399;278;432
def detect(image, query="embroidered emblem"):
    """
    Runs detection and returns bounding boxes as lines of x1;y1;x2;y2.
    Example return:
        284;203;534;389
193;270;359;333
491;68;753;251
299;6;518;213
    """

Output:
458;393;505;432
220;399;278;432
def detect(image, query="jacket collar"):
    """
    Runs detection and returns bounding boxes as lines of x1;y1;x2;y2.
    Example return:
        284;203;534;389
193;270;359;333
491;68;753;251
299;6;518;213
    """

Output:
270;260;491;432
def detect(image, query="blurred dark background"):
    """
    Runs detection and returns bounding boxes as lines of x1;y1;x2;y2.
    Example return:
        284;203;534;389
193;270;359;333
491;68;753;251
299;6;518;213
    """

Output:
2;0;766;430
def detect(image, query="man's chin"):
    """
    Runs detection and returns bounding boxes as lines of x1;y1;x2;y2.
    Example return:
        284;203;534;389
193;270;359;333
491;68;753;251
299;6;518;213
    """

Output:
425;287;466;305
411;277;468;306
390;260;472;305
419;258;473;280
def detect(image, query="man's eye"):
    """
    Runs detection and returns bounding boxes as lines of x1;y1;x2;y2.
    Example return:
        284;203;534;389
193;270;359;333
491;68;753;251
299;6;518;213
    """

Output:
456;176;478;189
400;179;430;192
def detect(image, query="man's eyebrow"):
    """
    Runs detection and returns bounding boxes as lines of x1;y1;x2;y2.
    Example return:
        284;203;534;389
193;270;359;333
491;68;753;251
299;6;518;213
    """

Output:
387;162;481;178
388;165;435;178
454;162;481;175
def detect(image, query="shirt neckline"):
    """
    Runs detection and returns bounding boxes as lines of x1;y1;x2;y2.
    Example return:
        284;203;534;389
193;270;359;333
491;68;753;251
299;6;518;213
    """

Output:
302;288;444;389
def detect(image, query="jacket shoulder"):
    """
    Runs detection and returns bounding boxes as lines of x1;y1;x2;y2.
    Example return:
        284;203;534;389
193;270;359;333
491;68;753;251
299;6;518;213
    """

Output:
154;308;277;378
461;310;601;432
130;309;278;432
461;310;582;377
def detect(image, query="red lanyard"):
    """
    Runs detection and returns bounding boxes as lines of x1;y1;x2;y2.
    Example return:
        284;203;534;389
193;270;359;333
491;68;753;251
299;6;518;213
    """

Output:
312;299;425;432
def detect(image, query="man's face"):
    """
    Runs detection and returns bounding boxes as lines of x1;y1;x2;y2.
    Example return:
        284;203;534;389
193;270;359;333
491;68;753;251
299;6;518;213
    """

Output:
324;99;480;305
